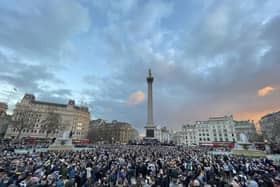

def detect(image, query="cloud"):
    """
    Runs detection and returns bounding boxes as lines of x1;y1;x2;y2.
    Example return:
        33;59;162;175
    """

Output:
126;91;145;106
0;0;90;112
2;0;280;130
73;0;280;129
0;0;90;60
79;0;280;129
257;86;275;96
0;51;60;91
0;51;72;111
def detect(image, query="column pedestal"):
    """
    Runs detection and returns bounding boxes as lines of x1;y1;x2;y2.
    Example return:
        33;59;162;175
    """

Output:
145;126;156;139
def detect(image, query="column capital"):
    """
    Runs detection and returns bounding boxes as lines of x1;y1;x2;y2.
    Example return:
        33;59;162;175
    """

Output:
147;77;154;82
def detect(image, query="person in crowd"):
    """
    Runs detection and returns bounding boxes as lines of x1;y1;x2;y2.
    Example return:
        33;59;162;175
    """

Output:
0;141;279;187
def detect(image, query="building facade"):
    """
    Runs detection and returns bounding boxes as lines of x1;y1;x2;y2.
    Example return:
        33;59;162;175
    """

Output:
201;115;236;142
182;124;198;146
172;130;185;145
89;119;138;144
5;94;90;139
175;115;236;146
234;120;257;142
155;126;171;143
0;102;10;138
260;111;280;143
0;102;8;117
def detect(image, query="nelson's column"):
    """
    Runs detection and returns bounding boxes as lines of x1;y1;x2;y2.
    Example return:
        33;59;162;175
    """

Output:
145;69;156;139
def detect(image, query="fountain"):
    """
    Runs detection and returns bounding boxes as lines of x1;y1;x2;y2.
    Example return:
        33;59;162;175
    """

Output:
48;130;74;151
231;133;265;157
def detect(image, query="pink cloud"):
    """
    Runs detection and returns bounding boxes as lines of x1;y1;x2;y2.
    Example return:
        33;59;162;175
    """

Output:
126;91;145;106
257;86;275;96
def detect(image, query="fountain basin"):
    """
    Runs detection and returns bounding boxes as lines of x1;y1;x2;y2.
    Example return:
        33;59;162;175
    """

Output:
231;133;266;157
231;149;265;157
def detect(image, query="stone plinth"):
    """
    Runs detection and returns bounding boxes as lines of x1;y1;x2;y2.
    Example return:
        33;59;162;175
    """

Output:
48;131;74;151
145;126;156;139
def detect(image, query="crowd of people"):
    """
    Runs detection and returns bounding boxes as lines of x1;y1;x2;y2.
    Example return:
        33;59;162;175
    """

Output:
0;144;279;187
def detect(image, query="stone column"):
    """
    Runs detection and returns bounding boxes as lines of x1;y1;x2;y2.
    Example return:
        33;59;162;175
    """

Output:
147;69;154;126
145;69;156;139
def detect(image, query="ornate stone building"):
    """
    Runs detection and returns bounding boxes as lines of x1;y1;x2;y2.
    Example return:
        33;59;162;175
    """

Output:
0;102;10;138
196;115;236;143
89;119;138;144
5;94;90;139
260;111;280;143
155;126;171;143
0;102;8;117
175;115;236;146
182;124;198;146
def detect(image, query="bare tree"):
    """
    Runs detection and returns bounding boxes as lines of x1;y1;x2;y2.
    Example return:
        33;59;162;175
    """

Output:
40;112;62;138
12;110;39;139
